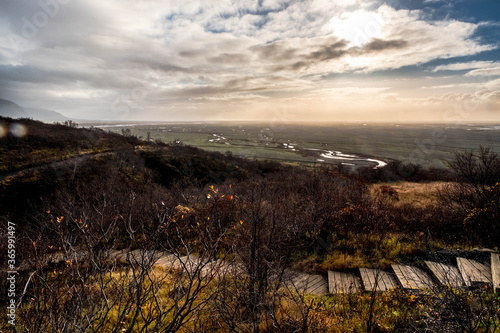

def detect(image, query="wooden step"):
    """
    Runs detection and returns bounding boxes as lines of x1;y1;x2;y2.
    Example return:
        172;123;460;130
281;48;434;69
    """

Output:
157;253;177;264
491;253;500;292
359;268;398;292
328;271;361;294
392;264;433;289
456;257;492;286
425;261;465;288
290;273;328;295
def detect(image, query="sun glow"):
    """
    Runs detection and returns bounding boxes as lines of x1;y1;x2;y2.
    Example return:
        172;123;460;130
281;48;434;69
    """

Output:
328;10;384;47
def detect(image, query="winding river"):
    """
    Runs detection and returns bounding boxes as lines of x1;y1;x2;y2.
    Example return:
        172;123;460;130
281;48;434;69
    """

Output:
303;148;387;169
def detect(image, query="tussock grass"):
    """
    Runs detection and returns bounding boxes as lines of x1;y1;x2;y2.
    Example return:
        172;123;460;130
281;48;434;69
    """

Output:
318;233;424;272
371;181;449;208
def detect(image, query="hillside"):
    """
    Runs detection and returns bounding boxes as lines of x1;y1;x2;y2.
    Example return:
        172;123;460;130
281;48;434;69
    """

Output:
0;117;499;332
0;116;142;175
24;107;70;122
0;99;74;122
0;99;30;118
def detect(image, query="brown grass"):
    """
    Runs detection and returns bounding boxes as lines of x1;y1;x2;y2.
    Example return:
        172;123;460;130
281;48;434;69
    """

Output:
371;181;452;207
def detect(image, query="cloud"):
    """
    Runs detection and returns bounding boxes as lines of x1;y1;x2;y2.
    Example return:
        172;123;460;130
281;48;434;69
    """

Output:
189;93;268;102
424;89;500;110
309;86;391;97
422;83;480;90
432;61;500;79
432;61;498;72
0;0;498;121
308;40;348;61
361;38;407;52
465;67;500;77
251;41;298;61
208;53;251;65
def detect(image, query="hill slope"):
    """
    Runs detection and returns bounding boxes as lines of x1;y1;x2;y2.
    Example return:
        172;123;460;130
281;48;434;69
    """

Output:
0;116;142;174
0;98;73;122
24;107;70;122
0;99;31;118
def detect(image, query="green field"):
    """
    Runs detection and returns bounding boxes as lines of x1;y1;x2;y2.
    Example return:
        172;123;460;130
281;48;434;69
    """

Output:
88;122;500;168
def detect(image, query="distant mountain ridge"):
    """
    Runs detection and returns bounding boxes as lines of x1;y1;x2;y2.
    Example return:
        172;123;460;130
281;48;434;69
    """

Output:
0;99;31;118
24;107;70;122
0;98;72;122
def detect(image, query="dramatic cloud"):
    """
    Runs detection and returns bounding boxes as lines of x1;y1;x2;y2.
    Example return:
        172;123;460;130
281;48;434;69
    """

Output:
466;67;500;77
0;0;498;121
432;61;499;72
361;38;408;52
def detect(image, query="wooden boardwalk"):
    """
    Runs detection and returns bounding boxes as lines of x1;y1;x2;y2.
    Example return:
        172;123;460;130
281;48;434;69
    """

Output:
392;265;433;289
328;271;362;294
456;257;492;286
359;268;398;292
489;253;499;292
289;273;328;295
37;249;500;296
425;261;465;288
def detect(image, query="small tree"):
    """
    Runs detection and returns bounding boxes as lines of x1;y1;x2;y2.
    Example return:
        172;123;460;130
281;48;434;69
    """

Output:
440;146;500;247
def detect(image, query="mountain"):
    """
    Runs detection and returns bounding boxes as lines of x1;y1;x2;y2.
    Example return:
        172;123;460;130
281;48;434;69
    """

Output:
0;98;71;122
0;99;31;118
24;107;70;122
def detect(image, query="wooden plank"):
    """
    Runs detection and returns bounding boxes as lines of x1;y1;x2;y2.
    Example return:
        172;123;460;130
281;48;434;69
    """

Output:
105;250;328;294
392;265;433;289
359;268;375;291
457;257;492;286
156;253;176;265
491;253;500;292
359;268;397;292
167;255;201;273
328;271;361;294
200;259;225;277
108;249;124;260
382;270;400;290
291;273;328;295
425;261;465;288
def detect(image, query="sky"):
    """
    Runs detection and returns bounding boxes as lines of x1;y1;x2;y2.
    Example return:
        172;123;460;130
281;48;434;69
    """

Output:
1;0;500;123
